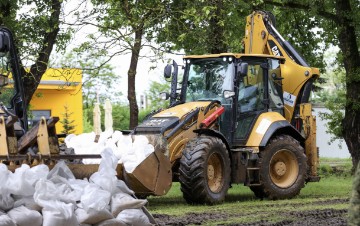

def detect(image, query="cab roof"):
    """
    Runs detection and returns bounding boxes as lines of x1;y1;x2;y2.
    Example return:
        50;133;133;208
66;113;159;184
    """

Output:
183;53;285;62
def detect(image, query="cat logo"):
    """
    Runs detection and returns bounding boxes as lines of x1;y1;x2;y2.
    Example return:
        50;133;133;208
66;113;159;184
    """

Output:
271;46;281;56
268;40;283;56
146;119;169;126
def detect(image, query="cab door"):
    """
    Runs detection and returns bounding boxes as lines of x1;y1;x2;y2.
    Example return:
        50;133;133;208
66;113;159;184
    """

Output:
234;59;268;145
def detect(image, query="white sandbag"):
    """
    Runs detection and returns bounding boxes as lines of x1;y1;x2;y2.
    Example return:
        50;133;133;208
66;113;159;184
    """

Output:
94;218;127;226
98;148;118;173
98;130;114;144
75;207;113;225
42;201;78;226
0;164;9;183
121;136;155;173
64;134;77;148
65;132;95;150
0;164;13;211
114;180;134;195
6;164;48;196
132;135;149;149
113;146;125;162
29;164;49;181
67;178;90;200
111;131;123;144
110;193;147;217
13;196;41;211
117;135;133;151
0;193;13;211
89;148;119;194
7;206;42;226
116;208;151;226
0;214;16;226
47;161;75;183
81;143;102;164
80;184;111;212
35;178;83;207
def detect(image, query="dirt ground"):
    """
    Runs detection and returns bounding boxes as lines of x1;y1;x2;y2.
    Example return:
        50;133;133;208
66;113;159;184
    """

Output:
153;198;348;226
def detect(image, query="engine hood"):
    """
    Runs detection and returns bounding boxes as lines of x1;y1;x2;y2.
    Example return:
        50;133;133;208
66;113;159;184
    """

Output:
153;102;211;118
134;102;211;134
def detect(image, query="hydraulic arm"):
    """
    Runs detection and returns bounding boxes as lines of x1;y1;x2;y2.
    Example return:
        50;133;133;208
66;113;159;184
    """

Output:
243;11;320;180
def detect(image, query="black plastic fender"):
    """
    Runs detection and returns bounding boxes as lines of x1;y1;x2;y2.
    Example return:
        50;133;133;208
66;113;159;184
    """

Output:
259;120;305;147
193;128;231;151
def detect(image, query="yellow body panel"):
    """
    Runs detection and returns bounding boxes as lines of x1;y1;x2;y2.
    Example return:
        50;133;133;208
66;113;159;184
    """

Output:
153;101;222;165
246;112;286;148
30;68;83;134
243;12;320;122
300;103;318;177
154;101;211;118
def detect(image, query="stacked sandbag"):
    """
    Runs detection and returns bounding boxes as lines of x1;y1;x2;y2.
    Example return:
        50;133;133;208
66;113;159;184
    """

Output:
65;131;155;173
0;149;153;226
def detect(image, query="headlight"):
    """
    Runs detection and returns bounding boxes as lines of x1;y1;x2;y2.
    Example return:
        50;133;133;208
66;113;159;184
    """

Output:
159;92;169;100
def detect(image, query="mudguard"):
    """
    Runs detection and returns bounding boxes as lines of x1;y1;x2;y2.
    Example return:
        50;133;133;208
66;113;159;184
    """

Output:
246;112;304;149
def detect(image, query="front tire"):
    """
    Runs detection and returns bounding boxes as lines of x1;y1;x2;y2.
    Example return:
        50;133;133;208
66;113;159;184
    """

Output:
179;136;231;204
255;135;307;200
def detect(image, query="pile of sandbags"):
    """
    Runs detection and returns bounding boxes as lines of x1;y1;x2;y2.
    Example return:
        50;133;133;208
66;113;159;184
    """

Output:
65;131;154;173
0;149;154;226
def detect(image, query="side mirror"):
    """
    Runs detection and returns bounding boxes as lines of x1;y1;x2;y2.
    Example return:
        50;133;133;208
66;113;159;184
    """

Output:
238;62;248;77
0;32;9;52
159;92;170;100
164;60;178;79
164;64;172;79
223;90;235;99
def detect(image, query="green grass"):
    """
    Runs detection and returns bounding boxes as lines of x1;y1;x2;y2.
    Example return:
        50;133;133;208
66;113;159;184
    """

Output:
146;158;354;224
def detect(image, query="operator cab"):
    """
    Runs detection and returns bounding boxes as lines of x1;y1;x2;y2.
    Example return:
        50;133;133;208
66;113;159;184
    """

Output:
164;53;285;145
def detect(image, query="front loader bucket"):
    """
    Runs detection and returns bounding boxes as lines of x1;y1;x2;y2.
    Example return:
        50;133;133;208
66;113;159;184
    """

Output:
123;149;172;196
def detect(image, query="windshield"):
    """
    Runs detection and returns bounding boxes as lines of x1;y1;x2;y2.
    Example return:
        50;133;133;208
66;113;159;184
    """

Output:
0;51;14;108
185;57;234;103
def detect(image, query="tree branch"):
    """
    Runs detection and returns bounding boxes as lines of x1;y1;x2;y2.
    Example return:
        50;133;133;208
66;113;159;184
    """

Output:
262;0;338;23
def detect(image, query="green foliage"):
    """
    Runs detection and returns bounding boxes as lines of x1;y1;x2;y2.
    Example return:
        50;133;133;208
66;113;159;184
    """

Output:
138;108;153;123
52;50;121;108
146;80;170;111
83;103;155;131
60;104;76;134
318;158;352;177
83;108;93;133
158;0;249;54
0;0;72;61
108;104;130;131
313;48;346;140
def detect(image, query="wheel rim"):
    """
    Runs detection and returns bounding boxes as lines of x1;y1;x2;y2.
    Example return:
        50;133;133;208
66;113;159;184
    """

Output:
207;152;224;193
269;149;299;188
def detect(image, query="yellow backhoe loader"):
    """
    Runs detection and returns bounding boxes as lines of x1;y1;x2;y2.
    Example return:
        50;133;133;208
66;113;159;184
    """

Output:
0;10;320;205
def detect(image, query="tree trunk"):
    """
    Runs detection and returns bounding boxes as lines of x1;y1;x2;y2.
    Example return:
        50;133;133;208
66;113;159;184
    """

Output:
21;0;61;105
208;0;227;53
335;0;360;170
127;29;143;129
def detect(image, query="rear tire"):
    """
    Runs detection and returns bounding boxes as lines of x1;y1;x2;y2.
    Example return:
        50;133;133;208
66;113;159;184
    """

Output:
254;135;307;200
179;136;231;204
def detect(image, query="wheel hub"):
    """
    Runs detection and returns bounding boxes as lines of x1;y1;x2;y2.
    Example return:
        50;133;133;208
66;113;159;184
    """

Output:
274;161;286;176
269;149;299;188
208;165;215;180
207;153;224;193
